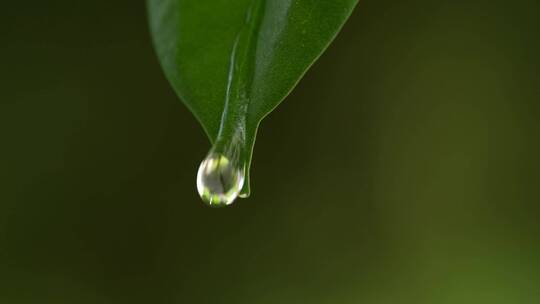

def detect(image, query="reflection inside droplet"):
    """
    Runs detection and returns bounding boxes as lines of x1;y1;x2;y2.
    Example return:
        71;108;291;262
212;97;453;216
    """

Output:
196;153;245;207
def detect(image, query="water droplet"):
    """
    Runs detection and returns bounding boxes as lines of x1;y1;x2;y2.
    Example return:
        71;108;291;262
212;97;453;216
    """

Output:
197;153;245;207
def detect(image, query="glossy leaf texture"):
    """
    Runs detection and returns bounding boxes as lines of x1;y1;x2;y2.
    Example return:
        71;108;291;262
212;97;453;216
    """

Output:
148;0;358;197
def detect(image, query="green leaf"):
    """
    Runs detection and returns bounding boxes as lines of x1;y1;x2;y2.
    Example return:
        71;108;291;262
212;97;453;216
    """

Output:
147;0;358;203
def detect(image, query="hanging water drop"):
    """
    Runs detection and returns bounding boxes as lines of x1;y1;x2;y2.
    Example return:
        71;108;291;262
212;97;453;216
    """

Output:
196;152;245;207
192;0;262;206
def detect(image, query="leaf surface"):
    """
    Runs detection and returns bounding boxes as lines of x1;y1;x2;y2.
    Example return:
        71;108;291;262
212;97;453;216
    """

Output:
148;0;358;197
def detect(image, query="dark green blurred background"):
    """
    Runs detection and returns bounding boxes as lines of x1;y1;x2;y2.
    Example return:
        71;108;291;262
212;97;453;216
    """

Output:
1;0;539;303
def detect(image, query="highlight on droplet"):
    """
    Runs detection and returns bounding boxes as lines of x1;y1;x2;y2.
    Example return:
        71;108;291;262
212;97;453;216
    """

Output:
196;153;245;207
